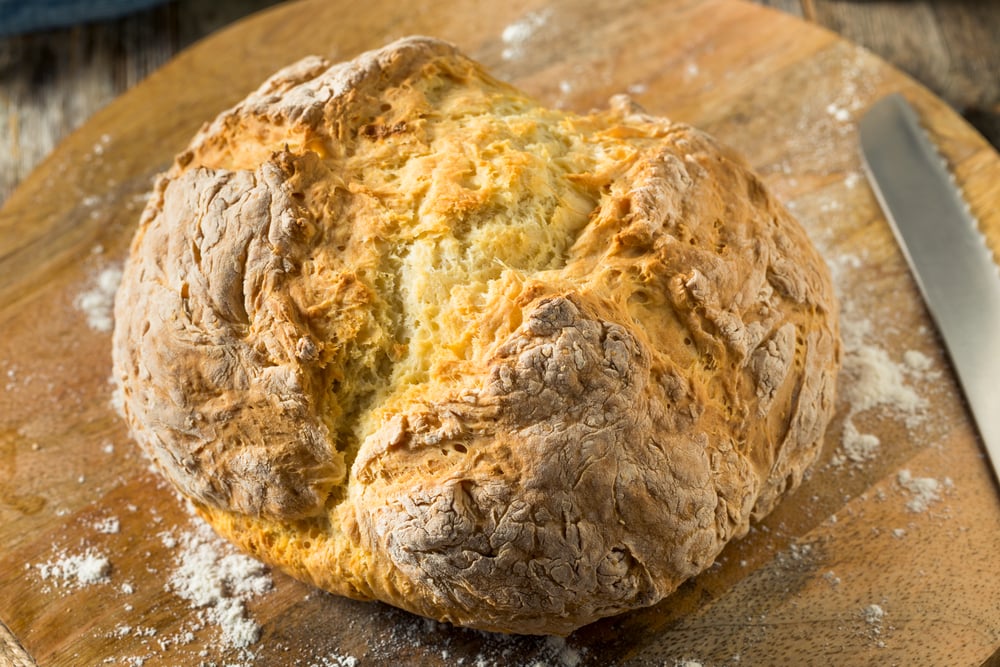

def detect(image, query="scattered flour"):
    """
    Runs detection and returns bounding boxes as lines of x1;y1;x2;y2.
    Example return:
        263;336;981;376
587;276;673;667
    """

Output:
110;625;156;639
93;516;121;534
168;519;273;650
501;8;553;61
93;133;111;156
831;315;932;467
863;603;884;625
76;265;122;332
36;548;111;588
546;636;582;667
840;318;927;417
902;349;933;373
306;654;359;667
826;102;851;123
861;603;887;648
897;469;950;513
838;418;881;464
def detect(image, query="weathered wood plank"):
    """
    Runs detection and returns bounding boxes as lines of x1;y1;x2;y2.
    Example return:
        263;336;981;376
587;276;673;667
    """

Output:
0;0;287;205
811;0;951;94
0;9;173;203
749;0;804;17
808;0;1000;145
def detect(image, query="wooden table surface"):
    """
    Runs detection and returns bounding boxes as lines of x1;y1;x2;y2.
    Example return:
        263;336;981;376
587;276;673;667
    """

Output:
0;0;998;205
1;1;999;665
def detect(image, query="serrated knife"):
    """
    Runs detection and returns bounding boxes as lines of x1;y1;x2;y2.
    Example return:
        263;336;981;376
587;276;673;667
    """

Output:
859;93;1000;486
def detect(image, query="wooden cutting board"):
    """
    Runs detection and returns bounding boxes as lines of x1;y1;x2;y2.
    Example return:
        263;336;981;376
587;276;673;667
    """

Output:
2;0;999;665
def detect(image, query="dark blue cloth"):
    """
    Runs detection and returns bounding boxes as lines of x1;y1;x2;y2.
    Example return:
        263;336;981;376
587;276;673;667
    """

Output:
0;0;168;36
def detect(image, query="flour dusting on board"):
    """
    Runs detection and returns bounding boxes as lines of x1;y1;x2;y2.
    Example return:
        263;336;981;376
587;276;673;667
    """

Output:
501;8;553;61
840;318;927;417
168;519;273;650
830;313;934;467
306;654;359;667
28;504;275;665
812;211;946;469
92;516;121;534
76;264;122;332
25;489;593;665
862;603;888;648
897;469;952;513
863;603;885;625
35;547;111;588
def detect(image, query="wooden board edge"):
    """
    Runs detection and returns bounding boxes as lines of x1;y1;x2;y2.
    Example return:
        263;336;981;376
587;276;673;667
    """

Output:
0;618;37;667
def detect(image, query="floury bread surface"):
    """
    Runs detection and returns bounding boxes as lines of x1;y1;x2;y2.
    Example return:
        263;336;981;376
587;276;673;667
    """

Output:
112;36;840;635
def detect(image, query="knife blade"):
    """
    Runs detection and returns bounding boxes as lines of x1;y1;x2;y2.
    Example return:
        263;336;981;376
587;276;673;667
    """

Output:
859;93;1000;485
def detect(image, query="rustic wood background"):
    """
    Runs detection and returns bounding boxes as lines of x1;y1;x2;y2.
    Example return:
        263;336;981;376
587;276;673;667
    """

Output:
0;0;998;206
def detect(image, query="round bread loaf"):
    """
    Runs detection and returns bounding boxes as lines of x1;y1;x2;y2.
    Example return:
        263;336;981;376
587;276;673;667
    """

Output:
112;36;840;635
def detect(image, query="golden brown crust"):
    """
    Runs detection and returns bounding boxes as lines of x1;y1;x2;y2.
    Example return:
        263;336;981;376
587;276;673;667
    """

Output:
112;36;840;635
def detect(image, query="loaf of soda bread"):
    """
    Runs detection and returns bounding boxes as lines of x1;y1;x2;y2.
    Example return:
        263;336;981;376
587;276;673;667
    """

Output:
112;36;840;635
